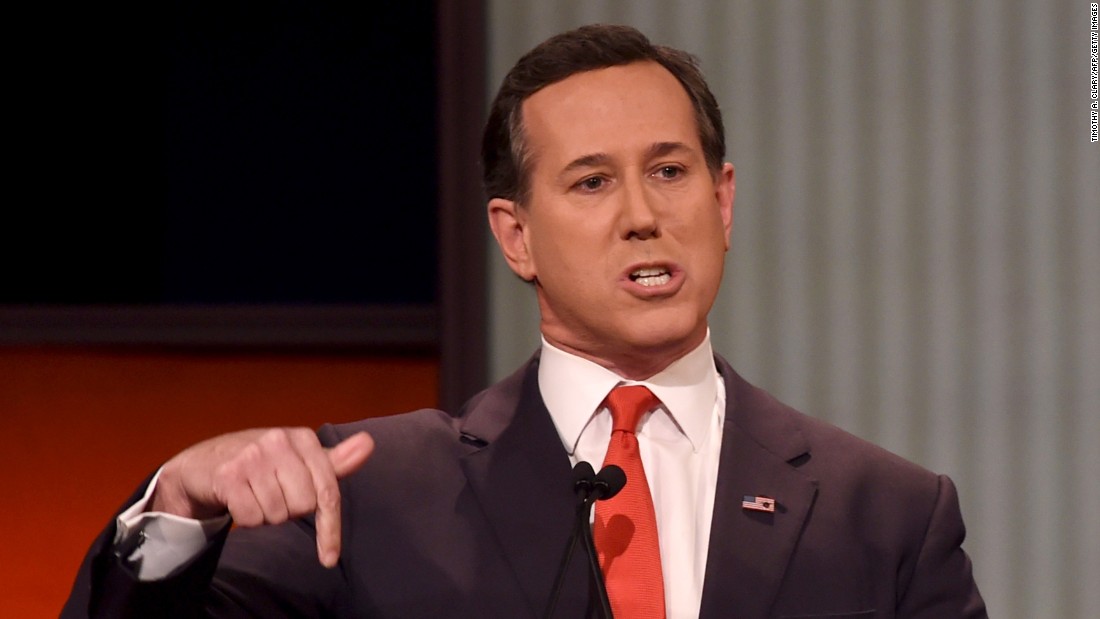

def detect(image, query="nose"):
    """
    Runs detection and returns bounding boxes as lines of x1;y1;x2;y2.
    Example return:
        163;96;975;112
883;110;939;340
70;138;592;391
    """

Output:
618;176;659;240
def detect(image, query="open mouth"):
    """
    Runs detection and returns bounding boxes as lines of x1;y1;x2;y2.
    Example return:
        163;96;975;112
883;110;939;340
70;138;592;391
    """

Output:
629;266;672;287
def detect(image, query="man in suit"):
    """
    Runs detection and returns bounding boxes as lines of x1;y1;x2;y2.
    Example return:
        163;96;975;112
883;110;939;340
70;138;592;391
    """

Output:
64;24;986;618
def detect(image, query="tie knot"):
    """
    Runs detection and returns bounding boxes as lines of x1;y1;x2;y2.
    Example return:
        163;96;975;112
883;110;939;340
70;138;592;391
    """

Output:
605;385;660;433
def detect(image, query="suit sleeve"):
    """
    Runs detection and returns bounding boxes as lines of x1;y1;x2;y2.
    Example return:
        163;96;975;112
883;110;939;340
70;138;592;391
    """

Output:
61;424;351;619
896;474;987;618
60;473;229;619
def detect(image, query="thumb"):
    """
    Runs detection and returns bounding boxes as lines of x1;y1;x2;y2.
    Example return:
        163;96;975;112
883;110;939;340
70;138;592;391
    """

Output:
328;431;375;478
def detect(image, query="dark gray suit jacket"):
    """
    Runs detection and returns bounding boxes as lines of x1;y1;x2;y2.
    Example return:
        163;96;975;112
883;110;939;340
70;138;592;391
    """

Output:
63;354;986;618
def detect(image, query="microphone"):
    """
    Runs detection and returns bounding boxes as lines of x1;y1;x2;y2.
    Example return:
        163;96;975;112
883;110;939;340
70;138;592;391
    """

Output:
573;461;597;498
591;465;626;500
544;462;626;619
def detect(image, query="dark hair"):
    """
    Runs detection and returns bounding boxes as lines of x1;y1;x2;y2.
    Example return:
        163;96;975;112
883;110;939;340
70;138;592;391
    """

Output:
481;24;726;203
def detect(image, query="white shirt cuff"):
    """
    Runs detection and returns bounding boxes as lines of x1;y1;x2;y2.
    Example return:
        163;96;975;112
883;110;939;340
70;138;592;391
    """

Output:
114;467;231;581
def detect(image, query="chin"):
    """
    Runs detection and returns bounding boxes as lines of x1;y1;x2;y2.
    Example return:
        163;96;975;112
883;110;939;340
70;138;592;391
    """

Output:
620;312;705;354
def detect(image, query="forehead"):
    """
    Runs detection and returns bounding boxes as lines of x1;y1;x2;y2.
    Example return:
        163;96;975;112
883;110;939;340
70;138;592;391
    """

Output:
520;61;701;173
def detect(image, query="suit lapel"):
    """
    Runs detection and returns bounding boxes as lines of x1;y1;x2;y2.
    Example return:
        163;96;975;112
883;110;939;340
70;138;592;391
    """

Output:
458;357;592;618
699;358;819;618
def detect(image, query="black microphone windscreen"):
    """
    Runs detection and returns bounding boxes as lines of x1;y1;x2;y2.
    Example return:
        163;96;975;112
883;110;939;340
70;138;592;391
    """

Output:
573;461;596;497
594;465;626;500
573;461;596;481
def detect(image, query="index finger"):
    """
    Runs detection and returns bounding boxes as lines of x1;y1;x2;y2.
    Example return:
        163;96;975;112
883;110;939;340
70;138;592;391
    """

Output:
293;431;374;567
289;430;345;568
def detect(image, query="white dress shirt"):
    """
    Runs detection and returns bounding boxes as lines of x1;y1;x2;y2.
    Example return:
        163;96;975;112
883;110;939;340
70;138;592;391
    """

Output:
538;332;726;619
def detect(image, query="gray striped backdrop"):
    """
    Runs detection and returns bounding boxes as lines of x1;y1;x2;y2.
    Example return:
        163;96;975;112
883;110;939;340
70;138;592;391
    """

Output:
484;2;1100;617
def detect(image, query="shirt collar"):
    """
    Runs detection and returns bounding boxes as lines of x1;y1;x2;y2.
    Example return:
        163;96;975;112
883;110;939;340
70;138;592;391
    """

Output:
538;331;719;454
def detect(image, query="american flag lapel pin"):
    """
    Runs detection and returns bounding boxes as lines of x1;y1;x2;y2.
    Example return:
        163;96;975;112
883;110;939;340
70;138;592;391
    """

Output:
742;495;776;513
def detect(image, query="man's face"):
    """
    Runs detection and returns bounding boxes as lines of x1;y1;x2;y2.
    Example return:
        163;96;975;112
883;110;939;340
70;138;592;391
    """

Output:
489;61;734;377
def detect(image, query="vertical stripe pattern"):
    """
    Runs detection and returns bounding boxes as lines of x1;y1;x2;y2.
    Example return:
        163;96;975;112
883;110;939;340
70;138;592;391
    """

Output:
486;2;1100;617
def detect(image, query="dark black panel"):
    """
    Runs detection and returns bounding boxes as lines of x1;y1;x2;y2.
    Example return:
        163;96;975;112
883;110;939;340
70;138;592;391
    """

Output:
5;1;438;306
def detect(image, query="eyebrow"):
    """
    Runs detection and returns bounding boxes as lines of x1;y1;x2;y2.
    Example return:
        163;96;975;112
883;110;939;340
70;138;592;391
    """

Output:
646;141;691;159
557;142;693;180
559;153;610;179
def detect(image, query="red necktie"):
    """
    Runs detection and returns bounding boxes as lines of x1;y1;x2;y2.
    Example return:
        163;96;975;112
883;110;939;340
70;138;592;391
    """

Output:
594;385;666;618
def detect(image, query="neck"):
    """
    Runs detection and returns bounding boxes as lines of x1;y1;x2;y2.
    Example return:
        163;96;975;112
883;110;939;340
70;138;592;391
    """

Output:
541;330;706;381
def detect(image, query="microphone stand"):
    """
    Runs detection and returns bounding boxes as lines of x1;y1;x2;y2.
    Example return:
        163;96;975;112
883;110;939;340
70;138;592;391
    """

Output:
544;463;621;619
580;494;613;619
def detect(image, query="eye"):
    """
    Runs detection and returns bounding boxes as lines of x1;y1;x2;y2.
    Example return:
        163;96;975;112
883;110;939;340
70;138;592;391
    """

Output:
575;176;606;192
654;165;684;180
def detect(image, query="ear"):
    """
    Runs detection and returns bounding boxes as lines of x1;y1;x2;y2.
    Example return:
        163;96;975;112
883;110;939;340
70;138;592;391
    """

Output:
716;163;735;250
487;197;537;281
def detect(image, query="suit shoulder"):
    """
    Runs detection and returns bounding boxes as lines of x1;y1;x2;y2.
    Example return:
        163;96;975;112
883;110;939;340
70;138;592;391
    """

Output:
783;405;946;524
796;411;938;485
321;408;459;450
731;377;952;548
722;361;941;498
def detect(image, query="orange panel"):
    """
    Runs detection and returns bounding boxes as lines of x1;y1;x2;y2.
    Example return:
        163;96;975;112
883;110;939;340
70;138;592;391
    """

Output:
0;347;439;617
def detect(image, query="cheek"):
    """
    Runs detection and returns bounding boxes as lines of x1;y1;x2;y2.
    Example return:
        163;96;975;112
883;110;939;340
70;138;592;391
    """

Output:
531;217;607;270
680;223;728;288
528;229;587;288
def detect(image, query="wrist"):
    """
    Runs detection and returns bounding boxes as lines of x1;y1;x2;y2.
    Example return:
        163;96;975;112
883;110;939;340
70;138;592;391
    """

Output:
149;458;225;520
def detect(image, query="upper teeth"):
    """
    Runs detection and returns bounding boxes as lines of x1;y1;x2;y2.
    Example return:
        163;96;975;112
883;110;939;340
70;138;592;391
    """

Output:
632;268;671;286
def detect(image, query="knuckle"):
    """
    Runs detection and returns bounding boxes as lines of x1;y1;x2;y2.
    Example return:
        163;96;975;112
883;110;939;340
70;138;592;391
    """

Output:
266;506;290;524
214;459;244;484
259;428;291;450
289;427;320;447
284;495;312;516
228;503;261;527
317;485;341;512
238;442;264;466
256;492;288;518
